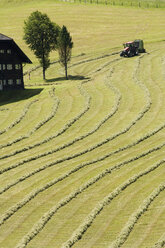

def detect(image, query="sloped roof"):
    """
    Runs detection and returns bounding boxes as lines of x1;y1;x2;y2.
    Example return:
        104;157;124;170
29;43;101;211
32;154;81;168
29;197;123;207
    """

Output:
0;33;32;64
0;34;12;40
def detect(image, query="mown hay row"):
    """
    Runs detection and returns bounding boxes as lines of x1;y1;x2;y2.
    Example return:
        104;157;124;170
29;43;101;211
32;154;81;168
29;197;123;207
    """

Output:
0;88;60;150
0;68;120;169
1;50;163;246
0;89;60;158
0;55;150;174
0;82;91;161
0;55;120;154
1;135;165;228
109;183;165;248
1;81;162;195
0;108;9;111
153;235;165;248
1;111;165;195
0;99;38;136
15;159;165;248
28;87;60;136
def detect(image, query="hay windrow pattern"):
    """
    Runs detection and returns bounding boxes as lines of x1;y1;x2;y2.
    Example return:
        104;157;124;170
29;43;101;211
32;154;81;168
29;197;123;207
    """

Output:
152;235;165;248
15;159;165;248
109;183;165;248
0;87;60;150
0;55;151;176
1;47;164;248
0;81;91;157
1;136;164;229
0;55;119;153
1;120;165;195
0;99;38;136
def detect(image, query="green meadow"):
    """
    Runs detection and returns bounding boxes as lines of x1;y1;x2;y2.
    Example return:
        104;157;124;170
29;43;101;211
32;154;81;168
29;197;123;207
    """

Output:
0;0;165;247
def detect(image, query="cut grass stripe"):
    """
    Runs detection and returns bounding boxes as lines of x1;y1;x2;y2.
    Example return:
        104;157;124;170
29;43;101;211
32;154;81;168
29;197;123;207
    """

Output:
0;64;151;176
152;235;165;248
0;68;120;161
0;108;9;111
0;138;164;228
28;87;60;136
15;159;165;248
0;87;60;150
24;51;119;77
0;99;38;136
109;183;165;248
0;82;91;154
1;119;165;195
0;107;165;194
0;55;120;151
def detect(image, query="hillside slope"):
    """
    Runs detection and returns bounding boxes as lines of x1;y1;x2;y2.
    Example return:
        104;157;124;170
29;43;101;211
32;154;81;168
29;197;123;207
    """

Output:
0;1;165;248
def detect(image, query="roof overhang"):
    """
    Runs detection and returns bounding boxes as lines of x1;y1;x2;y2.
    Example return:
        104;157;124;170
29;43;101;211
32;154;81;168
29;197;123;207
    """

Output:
0;33;32;64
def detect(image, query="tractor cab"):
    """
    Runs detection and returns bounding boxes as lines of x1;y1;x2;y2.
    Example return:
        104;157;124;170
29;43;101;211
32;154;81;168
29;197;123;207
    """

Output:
123;41;134;48
120;41;138;57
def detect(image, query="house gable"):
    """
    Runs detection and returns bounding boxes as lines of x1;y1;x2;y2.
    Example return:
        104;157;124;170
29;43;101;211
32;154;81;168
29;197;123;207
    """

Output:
0;33;32;91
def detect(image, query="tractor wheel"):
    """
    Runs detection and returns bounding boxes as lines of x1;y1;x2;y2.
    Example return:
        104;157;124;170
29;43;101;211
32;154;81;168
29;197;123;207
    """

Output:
134;51;138;56
127;52;132;57
120;51;124;57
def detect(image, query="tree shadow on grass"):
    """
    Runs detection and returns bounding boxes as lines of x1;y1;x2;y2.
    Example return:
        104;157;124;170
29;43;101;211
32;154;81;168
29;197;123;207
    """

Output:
0;88;43;106
46;75;90;83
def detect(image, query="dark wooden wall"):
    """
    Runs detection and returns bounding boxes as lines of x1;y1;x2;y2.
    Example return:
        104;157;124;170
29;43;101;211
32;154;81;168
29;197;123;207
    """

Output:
0;42;24;90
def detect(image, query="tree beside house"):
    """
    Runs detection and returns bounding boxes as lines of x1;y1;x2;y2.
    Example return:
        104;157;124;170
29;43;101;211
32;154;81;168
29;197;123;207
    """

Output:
23;11;60;80
57;25;73;80
0;12;74;92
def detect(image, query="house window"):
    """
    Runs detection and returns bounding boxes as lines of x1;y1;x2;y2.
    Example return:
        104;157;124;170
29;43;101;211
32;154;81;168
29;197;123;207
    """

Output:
3;64;6;70
0;64;2;70
7;64;13;70
16;79;22;85
8;79;13;85
3;80;6;85
15;64;21;70
0;50;4;53
7;49;11;54
0;80;2;90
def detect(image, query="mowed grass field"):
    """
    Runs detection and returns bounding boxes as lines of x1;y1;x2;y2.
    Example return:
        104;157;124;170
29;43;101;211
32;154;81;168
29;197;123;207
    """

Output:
0;0;165;247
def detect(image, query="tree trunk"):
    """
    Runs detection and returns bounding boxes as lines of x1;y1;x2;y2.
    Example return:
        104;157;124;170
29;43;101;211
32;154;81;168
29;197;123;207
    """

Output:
65;62;68;80
43;67;46;80
41;36;46;80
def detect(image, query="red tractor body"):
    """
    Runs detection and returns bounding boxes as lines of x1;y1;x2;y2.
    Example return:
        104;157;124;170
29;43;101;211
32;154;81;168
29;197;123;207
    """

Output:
120;41;138;57
120;39;145;57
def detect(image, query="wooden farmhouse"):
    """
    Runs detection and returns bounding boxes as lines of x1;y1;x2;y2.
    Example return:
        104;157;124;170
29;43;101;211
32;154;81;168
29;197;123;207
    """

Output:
0;33;32;91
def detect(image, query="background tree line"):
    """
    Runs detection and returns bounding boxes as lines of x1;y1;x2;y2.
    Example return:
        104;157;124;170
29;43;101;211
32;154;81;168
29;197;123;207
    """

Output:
24;11;73;80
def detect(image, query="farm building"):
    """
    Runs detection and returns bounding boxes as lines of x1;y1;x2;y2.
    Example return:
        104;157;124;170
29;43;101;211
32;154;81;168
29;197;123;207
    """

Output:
0;33;32;91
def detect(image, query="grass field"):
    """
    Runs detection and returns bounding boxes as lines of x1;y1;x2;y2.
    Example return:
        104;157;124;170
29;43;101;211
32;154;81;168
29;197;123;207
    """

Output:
0;0;165;247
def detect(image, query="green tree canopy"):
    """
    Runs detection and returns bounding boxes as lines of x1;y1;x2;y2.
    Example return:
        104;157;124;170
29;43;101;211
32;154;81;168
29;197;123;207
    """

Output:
57;25;73;80
23;11;60;80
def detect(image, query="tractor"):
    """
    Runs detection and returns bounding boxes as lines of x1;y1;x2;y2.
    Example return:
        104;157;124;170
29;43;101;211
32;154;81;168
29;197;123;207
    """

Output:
120;39;145;57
